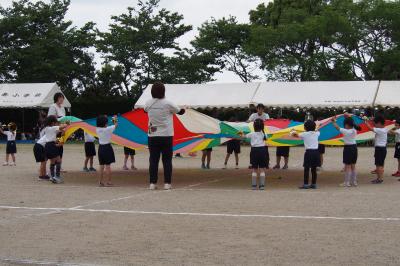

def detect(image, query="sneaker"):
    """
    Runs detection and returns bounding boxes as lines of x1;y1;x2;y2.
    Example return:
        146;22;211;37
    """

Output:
38;175;50;180
259;185;265;190
394;172;400;177
164;183;172;190
83;167;89;172
149;183;157;190
282;165;288;170
201;164;207;169
371;179;383;184
309;184;317;189
52;176;64;184
89;167;97;172
131;166;138;170
9;162;16;166
122;166;129;171
299;184;310;189
251;185;257;191
351;181;358;187
272;165;280;170
206;165;211;169
339;182;351;187
2;162;8;166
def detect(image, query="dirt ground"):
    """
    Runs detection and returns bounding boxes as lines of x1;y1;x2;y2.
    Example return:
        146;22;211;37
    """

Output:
0;144;399;266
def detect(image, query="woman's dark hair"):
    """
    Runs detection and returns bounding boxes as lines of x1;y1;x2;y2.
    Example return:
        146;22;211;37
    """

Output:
45;115;58;127
151;82;165;99
253;118;267;140
344;117;361;131
53;92;65;103
96;115;109;127
304;120;316;131
373;115;385;125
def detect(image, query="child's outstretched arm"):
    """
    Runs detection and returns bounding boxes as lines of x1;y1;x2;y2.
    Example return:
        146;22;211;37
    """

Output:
331;117;340;131
364;117;374;131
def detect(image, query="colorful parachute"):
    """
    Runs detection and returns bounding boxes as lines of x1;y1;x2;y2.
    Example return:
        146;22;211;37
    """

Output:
63;110;395;151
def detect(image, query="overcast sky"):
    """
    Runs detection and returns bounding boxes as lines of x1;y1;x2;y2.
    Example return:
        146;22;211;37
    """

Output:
1;0;270;82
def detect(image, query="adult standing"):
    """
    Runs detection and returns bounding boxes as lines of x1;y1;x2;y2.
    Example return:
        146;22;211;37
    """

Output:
47;92;66;171
144;82;185;190
247;103;270;122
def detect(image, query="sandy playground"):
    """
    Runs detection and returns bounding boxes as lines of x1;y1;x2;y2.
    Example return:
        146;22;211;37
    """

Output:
0;144;399;265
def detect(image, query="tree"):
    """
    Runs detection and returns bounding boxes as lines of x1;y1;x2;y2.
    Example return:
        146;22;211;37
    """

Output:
0;0;97;99
97;0;197;98
193;16;260;82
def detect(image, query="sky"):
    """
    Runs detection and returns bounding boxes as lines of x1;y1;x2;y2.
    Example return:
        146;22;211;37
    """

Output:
1;0;270;82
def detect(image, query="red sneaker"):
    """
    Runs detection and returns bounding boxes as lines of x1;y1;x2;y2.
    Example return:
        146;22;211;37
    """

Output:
392;171;399;177
395;172;400;177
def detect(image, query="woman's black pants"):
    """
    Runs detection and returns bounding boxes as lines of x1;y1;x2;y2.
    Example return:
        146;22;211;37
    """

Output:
148;136;173;184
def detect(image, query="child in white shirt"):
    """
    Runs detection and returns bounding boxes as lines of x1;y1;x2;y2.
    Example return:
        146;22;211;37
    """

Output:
0;122;17;166
96;115;117;187
83;132;96;172
245;119;268;190
365;115;388;184
332;116;360;187
291;120;320;189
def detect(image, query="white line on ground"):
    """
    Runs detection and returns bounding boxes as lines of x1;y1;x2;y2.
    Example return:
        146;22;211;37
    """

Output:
1;205;399;222
0;257;100;266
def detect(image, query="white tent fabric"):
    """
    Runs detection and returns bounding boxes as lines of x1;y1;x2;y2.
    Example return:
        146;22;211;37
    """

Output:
252;81;380;108
374;81;400;107
0;83;71;108
135;83;261;108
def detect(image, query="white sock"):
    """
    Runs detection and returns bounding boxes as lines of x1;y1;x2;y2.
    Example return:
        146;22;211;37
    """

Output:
252;173;257;187
351;171;357;184
344;171;351;185
260;172;266;187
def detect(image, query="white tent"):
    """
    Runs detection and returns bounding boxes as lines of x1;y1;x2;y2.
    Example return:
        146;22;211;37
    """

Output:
0;83;71;109
252;81;380;108
374;81;400;107
135;83;261;108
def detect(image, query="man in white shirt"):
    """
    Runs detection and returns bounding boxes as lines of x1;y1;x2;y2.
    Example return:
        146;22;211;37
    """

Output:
247;104;270;122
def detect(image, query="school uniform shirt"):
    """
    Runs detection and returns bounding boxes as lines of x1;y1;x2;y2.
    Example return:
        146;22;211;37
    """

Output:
246;132;267;147
339;128;357;145
96;125;115;145
248;112;270;122
36;134;47;147
299;131;320;150
48;103;66;118
373;128;389;147
144;98;181;137
84;132;96;143
394;129;400;143
43;126;60;142
3;131;16;141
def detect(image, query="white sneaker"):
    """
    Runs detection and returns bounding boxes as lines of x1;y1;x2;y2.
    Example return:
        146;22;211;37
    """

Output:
339;182;350;187
149;183;157;190
164;183;172;190
9;162;16;166
2;162;8;166
351;181;358;187
52;176;64;184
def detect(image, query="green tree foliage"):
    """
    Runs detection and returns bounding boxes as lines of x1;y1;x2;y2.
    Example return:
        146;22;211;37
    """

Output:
193;16;260;82
97;0;218;99
0;0;96;99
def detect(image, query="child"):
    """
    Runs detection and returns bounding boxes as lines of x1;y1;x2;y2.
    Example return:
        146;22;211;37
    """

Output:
0;122;17;166
96;115;117;187
223;139;241;169
273;146;290;170
123;147;137;170
291;120;320;189
33;130;49;180
43;116;69;184
201;148;212;169
332;116;360;187
389;119;400;178
365;115;388;184
245;119;268;190
83;131;96;172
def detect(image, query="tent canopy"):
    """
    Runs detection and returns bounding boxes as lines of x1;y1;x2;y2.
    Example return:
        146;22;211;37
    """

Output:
0;83;71;108
374;81;400;107
253;81;380;108
135;83;260;108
